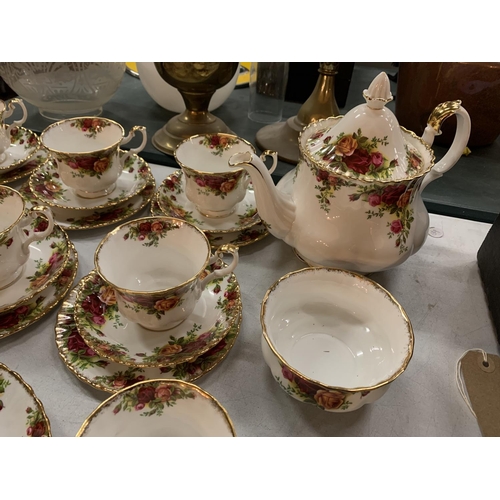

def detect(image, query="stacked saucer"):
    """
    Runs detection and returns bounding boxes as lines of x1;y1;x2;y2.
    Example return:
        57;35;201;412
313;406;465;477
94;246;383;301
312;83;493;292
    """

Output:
152;169;268;248
21;152;156;231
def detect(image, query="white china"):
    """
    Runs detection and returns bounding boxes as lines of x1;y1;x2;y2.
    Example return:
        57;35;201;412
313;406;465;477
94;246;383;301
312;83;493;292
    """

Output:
261;267;414;412
229;72;471;273
29;151;152;210
40;117;147;199
76;379;235;437
0;218;70;312
94;216;239;331
56;286;242;393
157;170;261;231
0;362;51;437
19;175;155;231
175;133;258;218
0;149;48;185
0;98;30;167
0;243;78;340
71;267;240;366
0;127;40;173
0;186;55;290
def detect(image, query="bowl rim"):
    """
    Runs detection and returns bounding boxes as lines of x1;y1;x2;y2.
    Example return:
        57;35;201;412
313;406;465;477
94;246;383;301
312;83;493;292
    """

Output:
75;378;236;437
260;266;414;393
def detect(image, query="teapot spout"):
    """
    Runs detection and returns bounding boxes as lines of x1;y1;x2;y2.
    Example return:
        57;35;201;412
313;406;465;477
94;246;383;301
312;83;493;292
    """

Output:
229;151;295;241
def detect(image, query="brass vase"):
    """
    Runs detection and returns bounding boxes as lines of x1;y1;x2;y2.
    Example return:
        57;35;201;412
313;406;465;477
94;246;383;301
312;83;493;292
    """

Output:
152;62;239;155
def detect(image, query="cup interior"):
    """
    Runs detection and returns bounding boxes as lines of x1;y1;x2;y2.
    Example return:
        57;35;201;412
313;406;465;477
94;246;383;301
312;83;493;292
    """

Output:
41;118;123;154
176;134;255;174
262;268;412;389
0;187;24;232
96;218;210;292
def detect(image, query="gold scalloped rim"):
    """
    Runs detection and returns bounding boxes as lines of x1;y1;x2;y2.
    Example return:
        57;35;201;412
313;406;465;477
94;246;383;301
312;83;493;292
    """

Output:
0;127;41;172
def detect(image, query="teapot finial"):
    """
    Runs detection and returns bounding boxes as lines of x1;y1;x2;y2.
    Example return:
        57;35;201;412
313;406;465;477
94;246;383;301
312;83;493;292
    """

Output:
363;72;393;110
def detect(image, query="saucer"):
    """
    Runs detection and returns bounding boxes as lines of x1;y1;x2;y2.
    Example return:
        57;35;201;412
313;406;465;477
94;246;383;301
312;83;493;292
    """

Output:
0;127;40;172
157;170;261;232
74;270;241;368
0;149;48;185
76;379;235;437
151;192;269;248
29;152;151;210
0;223;71;313
0;362;51;437
55;286;241;393
19;178;155;231
0;243;78;340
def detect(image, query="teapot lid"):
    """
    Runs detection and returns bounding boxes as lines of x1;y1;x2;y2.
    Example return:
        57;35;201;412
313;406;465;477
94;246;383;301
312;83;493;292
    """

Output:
302;72;426;182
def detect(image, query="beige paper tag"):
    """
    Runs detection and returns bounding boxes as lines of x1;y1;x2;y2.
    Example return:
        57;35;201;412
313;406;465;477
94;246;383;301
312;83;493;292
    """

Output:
461;351;500;437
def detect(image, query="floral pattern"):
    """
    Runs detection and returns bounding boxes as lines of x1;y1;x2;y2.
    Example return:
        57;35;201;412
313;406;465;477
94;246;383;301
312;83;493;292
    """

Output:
0;375;10;412
275;363;353;411
26;237;68;291
59;150;115;180
184;169;244;199
122;218;180;247
348;179;419;254
119;288;185;321
30;167;67;201
205;226;268;248
198;134;240;156
25;406;50;437
9;127;38;150
0;186;15;204
110;381;196;417
237;206;258;227
0;152;47;185
70;118;111;139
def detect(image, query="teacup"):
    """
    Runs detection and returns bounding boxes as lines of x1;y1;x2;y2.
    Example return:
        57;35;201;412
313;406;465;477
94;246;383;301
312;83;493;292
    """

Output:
40;117;147;199
0;186;54;290
0;98;28;162
94;216;239;331
174;133;256;218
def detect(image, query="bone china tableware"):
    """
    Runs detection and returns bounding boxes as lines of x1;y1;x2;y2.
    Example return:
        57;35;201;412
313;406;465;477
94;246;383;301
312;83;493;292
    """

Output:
0;149;49;185
94;216;239;331
40;117;147;199
0;185;58;292
174;133;258;218
229;72;471;273
260;267;414;412
56;287;242;393
74;268;241;368
76;379;235;437
0;362;51;437
0;243;78;340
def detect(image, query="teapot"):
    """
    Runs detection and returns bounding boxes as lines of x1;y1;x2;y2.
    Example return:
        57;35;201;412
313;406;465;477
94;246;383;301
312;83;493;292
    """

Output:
0;98;28;164
229;72;471;273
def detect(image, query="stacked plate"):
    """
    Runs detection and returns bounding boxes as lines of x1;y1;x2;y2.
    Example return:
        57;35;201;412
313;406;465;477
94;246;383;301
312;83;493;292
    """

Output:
151;170;268;248
0;226;78;340
18;151;155;231
55;268;242;394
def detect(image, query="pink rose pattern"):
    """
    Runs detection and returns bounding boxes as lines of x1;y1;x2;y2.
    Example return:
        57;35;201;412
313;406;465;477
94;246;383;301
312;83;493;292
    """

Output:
110;381;196;417
198;134;240;156
122;218;180;248
69;118;111;139
184;169;244;200
275;363;355;411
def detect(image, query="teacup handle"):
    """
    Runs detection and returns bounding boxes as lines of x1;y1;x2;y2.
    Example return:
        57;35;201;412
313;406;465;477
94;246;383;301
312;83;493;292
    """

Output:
120;125;147;166
3;98;28;134
259;150;278;175
20;205;55;252
199;244;239;290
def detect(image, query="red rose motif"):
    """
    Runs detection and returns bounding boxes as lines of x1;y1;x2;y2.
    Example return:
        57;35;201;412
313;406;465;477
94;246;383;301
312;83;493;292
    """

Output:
76;157;100;170
81;294;105;315
343;148;372;174
92;314;105;325
314;389;345;410
139;222;151;233
203;338;227;357
0;312;19;329
381;185;406;206
67;330;96;356
195;177;206;187
368;193;382;207
15;305;29;315
371;152;384;168
282;365;294;382
31;421;46;437
296;376;320;396
210;135;220;146
155;385;172;402
83;119;93;129
136;386;156;404
316;169;328;182
135;403;145;411
224;290;238;301
205;176;225;190
3;237;13;248
34;219;49;233
390;219;403;234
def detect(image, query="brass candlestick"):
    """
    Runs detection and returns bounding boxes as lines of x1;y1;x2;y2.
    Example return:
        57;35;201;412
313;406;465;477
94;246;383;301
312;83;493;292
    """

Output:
152;62;239;155
255;63;340;164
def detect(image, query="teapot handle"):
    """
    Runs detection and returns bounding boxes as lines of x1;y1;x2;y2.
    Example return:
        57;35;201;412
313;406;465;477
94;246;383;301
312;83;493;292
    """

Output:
420;100;471;191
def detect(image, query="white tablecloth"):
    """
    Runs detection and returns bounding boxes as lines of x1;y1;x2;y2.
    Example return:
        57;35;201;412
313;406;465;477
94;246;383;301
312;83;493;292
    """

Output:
1;163;497;437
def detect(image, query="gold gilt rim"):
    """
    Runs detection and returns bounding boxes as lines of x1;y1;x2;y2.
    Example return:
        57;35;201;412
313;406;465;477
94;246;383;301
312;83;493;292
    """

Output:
0;224;72;314
0;152;49;185
94;215;213;296
28;154;152;211
206;226;269;249
73;270;242;368
0;126;41;172
0;242;78;340
75;378;236;437
260;267;415;393
0;184;27;237
156;172;262;234
298;116;436;185
0;361;52;437
55;286;242;394
40;116;125;156
174;133;256;176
